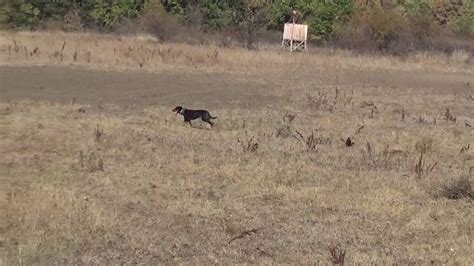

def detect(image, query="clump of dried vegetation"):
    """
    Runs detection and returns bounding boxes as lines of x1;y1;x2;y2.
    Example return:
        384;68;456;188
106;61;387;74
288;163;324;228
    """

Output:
439;176;473;200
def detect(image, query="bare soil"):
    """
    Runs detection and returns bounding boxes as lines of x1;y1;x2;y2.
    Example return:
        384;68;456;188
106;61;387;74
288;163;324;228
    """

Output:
1;65;471;109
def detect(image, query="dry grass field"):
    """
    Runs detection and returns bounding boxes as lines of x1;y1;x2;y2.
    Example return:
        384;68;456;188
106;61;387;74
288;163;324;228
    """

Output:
1;31;474;264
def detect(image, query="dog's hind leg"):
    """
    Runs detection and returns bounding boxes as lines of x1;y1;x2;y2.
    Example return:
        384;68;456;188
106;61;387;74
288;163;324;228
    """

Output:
202;117;213;128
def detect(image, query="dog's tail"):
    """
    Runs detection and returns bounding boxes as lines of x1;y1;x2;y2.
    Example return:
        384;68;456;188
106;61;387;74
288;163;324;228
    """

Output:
210;116;218;119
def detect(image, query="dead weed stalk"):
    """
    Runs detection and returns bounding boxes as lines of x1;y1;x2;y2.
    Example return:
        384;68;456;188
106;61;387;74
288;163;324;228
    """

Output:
365;142;404;170
328;244;346;265
238;137;259;153
94;124;104;143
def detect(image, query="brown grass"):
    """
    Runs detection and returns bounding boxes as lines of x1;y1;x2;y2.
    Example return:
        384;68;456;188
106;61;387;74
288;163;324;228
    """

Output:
1;31;474;264
0;31;473;75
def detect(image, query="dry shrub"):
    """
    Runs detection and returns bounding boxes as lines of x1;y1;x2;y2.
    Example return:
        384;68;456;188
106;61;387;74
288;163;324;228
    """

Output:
364;142;406;171
94;124;104;142
328;244;346;265
414;138;437;179
238;136;259;153
414;152;437;179
450;49;472;64
444;108;456;122
137;5;238;47
78;151;104;172
306;91;336;112
62;9;84;32
293;130;319;152
334;4;474;54
276;123;292;138
422;36;474;54
276;112;296;138
440;176;473;200
335;6;409;52
141;8;202;44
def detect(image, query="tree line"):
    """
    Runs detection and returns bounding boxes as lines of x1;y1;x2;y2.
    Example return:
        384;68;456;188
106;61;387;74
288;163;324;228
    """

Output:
1;0;472;50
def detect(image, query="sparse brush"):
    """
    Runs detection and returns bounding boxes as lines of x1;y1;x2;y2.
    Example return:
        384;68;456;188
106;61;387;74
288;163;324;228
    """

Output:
401;108;407;121
206;48;219;62
415;137;433;154
79;151;104;172
276;112;296;138
414;152;437;179
51;41;67;61
302;131;317;151
13;39;19;52
460;144;470;154
334;87;354;106
444;108;456;122
60;41;66;61
306;91;336;112
276;124;292;138
414;138;437;179
416;115;427;124
227;228;259;245
79;150;85;168
32;47;39;56
294;130;319;152
440;176;473;200
416;115;436;124
365;142;405;170
83;51;91;63
282;111;296;123
341;125;364;147
394;107;408;121
238;137;259;153
328;244;346;265
359;101;378;118
94;124;104;142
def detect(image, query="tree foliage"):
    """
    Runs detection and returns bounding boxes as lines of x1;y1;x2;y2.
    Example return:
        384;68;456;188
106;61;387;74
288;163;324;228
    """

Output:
0;0;472;39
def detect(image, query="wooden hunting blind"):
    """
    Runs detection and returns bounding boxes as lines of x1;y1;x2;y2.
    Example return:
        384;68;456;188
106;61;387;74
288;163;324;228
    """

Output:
282;23;308;52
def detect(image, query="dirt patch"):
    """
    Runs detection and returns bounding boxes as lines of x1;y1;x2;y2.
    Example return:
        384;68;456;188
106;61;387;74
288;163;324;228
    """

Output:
0;65;279;109
1;65;472;110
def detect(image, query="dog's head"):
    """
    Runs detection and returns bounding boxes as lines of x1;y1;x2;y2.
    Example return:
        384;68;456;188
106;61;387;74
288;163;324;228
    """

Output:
172;106;183;115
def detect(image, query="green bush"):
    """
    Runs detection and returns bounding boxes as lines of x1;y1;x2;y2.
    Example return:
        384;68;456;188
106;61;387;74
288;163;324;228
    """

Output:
161;0;238;30
448;2;474;38
89;0;145;28
450;15;474;37
1;0;145;29
2;0;40;29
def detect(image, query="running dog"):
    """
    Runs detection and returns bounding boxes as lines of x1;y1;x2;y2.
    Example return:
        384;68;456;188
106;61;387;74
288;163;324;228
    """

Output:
172;106;217;127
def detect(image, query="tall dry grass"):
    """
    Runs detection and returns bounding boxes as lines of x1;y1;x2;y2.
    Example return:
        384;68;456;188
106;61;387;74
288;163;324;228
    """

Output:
0;31;472;75
2;85;473;263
